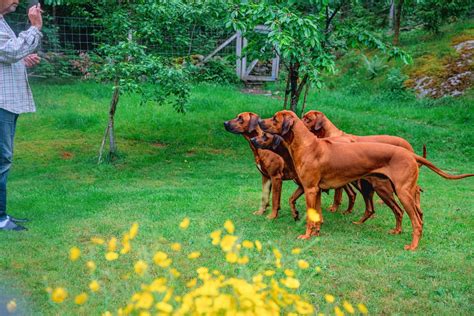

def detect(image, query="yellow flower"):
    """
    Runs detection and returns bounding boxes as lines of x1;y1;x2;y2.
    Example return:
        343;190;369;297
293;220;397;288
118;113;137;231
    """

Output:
153;251;168;264
255;240;262;251
156;301;173;313
214;294;232;311
134;260;148;276
210;230;222;245
226;252;238;263
298;259;310;269
90;237;105;245
105;252;119;261
224;220;235;234
284;269;295;277
186;278;197;288
51;287;68;303
335;306;345;316
120;242;131;254
264;270;275;277
86;261;96;272
242;240;254;248
149;278;167;293
282;277;300;289
188;251;201;259
343;301;355;314
291;248;302;254
220;235;238;252
358;303;368;315
6;300;16;313
179;217;190;229
89;280;100;292
69;246;81;261
238;256;249;265
102;312;112;316
325;294;335;303
135;292;154;310
74;292;88;305
129;222;139;239
307;208;321;222
195;296;213;314
170;268;181;278
295;300;314;314
170;242;181;251
107;237;117;252
272;248;282;259
316;266;322;273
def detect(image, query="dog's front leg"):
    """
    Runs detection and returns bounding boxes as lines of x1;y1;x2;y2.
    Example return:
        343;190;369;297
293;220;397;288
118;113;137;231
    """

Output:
298;187;322;239
267;175;282;219
254;175;271;216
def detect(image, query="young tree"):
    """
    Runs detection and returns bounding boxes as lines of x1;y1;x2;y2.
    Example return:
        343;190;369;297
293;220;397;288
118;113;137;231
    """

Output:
229;0;411;115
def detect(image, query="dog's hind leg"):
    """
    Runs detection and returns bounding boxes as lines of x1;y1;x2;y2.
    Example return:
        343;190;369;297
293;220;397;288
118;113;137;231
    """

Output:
342;184;357;214
254;175;271;216
396;186;423;251
328;187;343;212
353;180;375;224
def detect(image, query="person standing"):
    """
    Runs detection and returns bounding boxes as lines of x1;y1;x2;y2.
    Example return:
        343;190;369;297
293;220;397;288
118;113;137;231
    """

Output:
0;0;43;231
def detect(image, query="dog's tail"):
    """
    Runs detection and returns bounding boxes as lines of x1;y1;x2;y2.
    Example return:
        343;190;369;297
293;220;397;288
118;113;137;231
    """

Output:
422;144;427;159
415;156;474;180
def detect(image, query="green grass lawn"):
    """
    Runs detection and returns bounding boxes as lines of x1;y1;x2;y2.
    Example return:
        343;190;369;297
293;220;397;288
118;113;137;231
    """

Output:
0;78;472;315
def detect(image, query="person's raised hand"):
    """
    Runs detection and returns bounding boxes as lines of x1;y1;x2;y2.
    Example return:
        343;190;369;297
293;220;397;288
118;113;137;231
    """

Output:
23;54;41;68
28;3;43;31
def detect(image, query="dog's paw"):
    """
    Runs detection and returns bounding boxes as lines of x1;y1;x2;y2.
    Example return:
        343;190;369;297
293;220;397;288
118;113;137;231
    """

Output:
328;205;338;213
352;220;363;225
253;210;265;216
297;234;311;240
389;228;402;235
404;244;417;251
266;214;278;220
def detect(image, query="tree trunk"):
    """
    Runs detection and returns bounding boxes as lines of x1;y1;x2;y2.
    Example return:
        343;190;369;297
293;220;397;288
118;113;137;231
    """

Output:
300;84;310;118
98;83;120;163
393;0;404;45
388;0;395;29
283;70;291;109
289;62;300;113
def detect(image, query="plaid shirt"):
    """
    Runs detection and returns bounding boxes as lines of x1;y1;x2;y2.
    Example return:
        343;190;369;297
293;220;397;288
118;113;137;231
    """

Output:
0;15;42;114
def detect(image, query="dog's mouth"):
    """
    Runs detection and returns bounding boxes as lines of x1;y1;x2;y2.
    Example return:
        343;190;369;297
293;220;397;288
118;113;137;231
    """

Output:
250;136;263;148
223;121;241;134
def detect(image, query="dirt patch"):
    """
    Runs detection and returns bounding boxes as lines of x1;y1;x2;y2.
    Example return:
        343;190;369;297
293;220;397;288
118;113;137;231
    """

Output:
61;151;74;160
240;88;273;96
151;142;167;148
406;38;473;98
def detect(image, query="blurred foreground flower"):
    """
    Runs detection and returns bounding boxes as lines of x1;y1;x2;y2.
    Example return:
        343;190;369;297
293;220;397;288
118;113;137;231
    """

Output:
47;219;367;315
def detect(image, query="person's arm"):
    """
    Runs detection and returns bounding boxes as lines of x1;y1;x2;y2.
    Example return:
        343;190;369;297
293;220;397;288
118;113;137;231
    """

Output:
0;27;42;64
0;4;43;64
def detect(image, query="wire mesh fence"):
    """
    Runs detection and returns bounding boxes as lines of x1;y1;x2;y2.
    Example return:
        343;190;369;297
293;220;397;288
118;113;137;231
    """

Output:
5;13;237;78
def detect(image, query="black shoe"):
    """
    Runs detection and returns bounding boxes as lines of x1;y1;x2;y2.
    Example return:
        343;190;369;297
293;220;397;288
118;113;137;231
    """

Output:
7;215;30;223
0;218;27;231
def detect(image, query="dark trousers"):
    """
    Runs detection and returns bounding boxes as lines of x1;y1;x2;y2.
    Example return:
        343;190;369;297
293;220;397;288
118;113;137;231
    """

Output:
0;108;19;219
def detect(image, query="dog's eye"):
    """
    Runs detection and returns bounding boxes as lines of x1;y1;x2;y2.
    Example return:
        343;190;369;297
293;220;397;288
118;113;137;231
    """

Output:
272;116;277;122
238;117;243;123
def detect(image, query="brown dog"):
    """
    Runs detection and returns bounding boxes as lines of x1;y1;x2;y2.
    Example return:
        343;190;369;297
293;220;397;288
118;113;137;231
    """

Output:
302;110;426;231
224;112;302;220
256;110;473;250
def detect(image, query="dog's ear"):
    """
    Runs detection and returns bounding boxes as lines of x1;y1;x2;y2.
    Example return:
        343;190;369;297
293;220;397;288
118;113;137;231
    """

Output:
248;114;259;133
272;135;282;150
281;115;295;136
313;119;324;132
